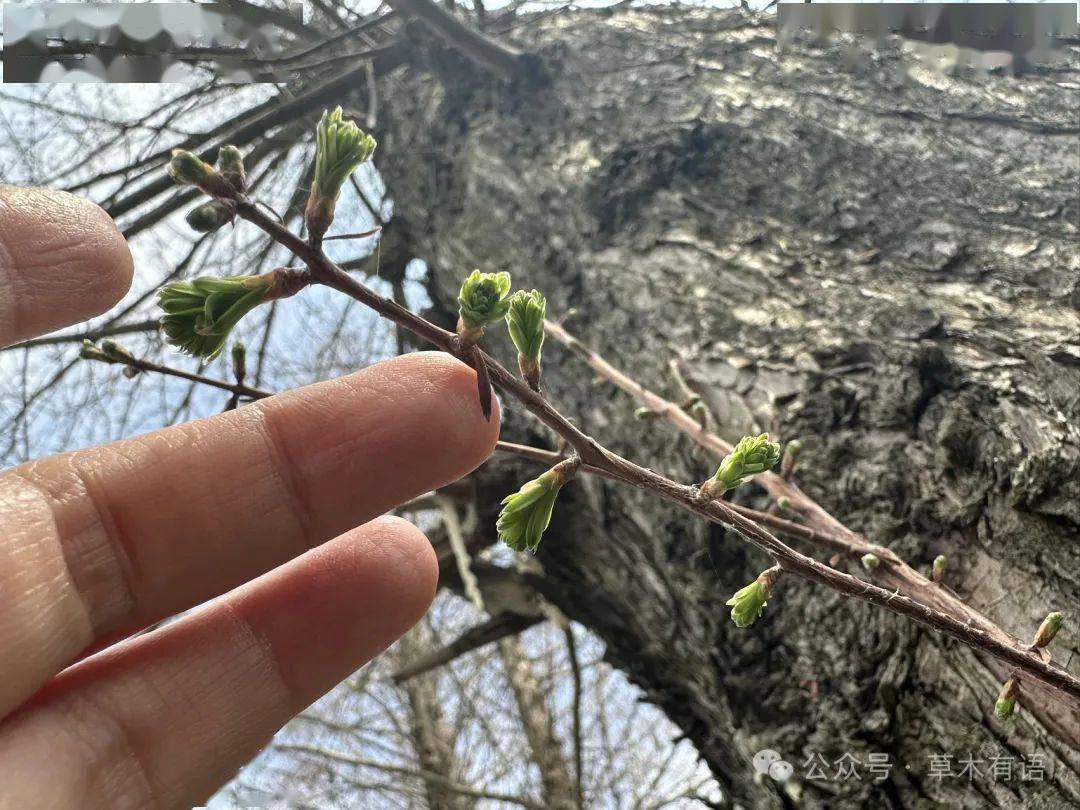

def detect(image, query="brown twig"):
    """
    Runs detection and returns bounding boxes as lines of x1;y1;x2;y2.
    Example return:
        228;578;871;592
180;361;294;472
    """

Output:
83;350;273;401
208;190;1080;708
543;321;1080;730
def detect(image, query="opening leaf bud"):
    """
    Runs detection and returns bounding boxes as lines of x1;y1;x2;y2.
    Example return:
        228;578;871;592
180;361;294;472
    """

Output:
497;458;578;553
305;107;376;241
457;270;512;341
702;433;781;499
506;289;546;390
158;269;307;360
727;567;780;628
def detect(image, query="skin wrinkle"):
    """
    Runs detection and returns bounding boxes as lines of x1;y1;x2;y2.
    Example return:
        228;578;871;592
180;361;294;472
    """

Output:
250;400;318;553
11;461;138;638
0;477;93;712
59;689;157;810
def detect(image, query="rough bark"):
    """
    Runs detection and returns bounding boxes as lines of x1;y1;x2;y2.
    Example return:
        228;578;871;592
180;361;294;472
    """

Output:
372;7;1080;807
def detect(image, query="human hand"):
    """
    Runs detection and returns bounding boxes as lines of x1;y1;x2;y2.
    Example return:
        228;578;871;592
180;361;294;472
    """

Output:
0;187;499;808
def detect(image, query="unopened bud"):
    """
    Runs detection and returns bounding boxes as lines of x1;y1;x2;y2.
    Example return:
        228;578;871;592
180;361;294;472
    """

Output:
932;554;947;583
861;553;880;571
231;342;247;382
994;678;1019;721
167;149;234;198
216;145;246;192
1032;612;1064;649
186;200;235;233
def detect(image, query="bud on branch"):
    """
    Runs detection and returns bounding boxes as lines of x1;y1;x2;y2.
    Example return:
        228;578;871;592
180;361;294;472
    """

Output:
995;677;1019;721
168;149;236;198
457;270;512;345
186;200;236;233
217;144;246;193
506;289;546;391
701;433;781;499
1032;611;1064;649
158;268;309;360
727;566;781;628
932;554;948;583
306;107;377;243
497;457;579;553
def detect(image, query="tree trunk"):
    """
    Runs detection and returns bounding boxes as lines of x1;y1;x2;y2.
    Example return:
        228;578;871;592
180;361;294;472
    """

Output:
376;7;1079;806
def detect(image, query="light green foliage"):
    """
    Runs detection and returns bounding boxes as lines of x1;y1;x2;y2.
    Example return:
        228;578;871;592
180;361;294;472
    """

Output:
458;270;513;330
708;433;781;495
497;468;563;553
506;290;546;361
312;107;376;202
158;276;273;360
726;580;769;628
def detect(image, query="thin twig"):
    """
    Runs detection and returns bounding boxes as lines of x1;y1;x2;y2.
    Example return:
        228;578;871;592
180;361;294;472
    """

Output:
212;189;1080;706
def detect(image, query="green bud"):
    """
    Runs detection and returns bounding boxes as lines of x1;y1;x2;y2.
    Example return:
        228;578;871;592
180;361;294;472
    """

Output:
79;339;105;361
726;568;780;628
1032;611;1064;648
634;407;662;421
167;149;234;198
861;553;880;570
497;461;577;553
216;145;246;192
995;678;1019;721
457;270;513;335
306;107;376;240
506;289;546;389
100;339;133;361
185;200;235;233
932;554;947;582
231;342;247;381
784;439;802;459
703;433;781;498
776;496;792;512
158;274;279;360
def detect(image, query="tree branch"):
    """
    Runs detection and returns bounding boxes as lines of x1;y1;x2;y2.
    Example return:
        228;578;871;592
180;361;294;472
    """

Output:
385;0;530;81
213;190;1080;708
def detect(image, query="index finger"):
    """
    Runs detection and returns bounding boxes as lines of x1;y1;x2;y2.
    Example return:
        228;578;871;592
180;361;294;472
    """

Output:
0;186;133;347
0;351;500;719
